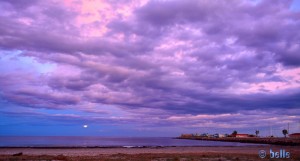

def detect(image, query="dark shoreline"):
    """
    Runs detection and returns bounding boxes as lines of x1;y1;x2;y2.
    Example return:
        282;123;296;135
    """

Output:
0;146;166;149
176;137;300;146
0;145;266;149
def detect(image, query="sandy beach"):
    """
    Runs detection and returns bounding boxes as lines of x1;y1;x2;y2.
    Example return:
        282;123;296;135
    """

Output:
1;145;299;161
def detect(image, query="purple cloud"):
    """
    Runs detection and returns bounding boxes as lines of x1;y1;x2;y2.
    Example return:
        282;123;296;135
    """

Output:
0;0;299;136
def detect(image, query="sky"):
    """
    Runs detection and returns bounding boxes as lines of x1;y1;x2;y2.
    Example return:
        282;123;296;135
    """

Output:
0;0;300;137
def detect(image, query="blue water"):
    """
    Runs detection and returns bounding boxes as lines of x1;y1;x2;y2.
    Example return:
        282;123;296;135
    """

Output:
0;136;264;147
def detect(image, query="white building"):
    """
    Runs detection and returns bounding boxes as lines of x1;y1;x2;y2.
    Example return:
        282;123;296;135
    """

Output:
213;133;225;138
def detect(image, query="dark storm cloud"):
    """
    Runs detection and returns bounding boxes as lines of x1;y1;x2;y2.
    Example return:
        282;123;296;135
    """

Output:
134;0;300;66
0;0;38;9
3;88;80;109
135;0;236;26
0;0;299;123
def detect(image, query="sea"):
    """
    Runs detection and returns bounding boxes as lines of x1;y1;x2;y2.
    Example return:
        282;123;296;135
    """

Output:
0;136;264;147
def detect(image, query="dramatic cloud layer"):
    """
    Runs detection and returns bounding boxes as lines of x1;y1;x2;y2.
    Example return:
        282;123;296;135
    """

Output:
0;0;299;136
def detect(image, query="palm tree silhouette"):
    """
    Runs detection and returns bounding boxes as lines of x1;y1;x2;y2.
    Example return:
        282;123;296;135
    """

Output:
232;130;237;137
255;130;259;137
282;129;288;138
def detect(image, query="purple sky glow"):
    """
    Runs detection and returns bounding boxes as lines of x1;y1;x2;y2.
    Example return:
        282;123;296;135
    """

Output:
0;0;300;137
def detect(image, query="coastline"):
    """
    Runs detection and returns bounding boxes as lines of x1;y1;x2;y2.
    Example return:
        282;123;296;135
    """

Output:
0;146;300;161
0;146;268;155
176;137;300;146
1;137;299;160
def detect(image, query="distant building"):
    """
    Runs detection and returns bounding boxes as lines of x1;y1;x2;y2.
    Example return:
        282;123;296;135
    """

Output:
235;134;249;138
248;134;256;137
200;133;209;137
180;134;193;138
289;133;300;138
213;133;225;138
207;134;213;138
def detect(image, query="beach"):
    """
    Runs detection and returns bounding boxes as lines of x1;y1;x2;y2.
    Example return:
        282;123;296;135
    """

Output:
1;146;300;161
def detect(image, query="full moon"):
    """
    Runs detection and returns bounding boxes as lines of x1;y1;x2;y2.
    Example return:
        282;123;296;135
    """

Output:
83;125;88;128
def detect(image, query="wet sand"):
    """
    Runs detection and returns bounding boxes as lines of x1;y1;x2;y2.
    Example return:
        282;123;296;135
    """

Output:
0;145;299;161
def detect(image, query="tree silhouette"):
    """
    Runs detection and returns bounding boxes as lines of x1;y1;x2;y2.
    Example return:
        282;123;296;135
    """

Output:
255;130;259;137
232;130;237;137
282;129;288;138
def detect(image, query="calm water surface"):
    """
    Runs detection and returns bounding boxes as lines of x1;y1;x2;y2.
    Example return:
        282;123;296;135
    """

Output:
0;136;264;147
